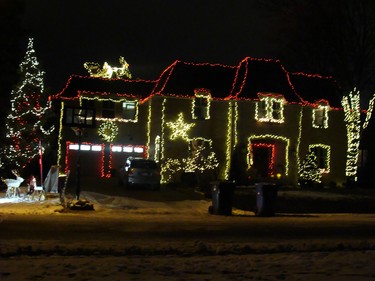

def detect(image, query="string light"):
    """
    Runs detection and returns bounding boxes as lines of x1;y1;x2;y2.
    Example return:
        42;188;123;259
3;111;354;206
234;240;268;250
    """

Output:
363;93;375;129
98;121;119;142
248;134;290;176
342;89;361;178
80;96;139;123
146;100;152;159
312;104;329;129
296;107;304;173
224;101;238;180
4;38;54;167
64;141;147;177
160;99;167;183
57;102;65;170
162;137;219;183
255;94;286;123
298;150;322;184
166;113;195;140
154;135;161;163
308;144;331;173
192;89;211;120
84;56;132;79
53;56;363;185
250;143;276;177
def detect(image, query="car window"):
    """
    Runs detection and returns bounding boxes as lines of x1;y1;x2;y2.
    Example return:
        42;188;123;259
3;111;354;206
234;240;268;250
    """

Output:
131;160;158;169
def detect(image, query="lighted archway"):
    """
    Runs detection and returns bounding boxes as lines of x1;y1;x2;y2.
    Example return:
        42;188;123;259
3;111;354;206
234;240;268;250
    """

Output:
248;134;290;176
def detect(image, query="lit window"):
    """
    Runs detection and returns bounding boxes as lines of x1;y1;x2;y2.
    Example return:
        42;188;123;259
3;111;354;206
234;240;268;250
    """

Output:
69;144;79;150
91;145;102;151
134;147;144;153
122;101;137;120
313;105;329;128
255;94;285;123
123;146;133;152
192;90;211;120
309;144;330;173
112;146;122;152
80;145;91;151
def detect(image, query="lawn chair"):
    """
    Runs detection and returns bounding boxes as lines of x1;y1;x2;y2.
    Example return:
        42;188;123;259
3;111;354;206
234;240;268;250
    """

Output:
31;185;45;201
30;165;60;201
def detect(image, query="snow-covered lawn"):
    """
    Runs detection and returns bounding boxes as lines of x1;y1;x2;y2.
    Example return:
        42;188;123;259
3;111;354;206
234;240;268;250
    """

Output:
1;187;375;280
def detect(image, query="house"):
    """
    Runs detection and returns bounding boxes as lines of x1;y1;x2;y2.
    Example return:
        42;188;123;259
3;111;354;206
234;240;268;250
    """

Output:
52;57;347;187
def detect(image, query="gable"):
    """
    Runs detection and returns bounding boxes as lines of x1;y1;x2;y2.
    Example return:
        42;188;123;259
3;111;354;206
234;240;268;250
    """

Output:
289;73;343;108
230;57;303;103
151;60;237;99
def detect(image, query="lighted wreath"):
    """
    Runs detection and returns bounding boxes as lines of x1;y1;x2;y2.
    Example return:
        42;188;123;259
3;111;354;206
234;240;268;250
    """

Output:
98;121;118;142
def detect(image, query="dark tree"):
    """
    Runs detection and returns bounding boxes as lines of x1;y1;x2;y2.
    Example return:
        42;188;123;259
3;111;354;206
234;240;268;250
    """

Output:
258;0;375;101
0;0;26;134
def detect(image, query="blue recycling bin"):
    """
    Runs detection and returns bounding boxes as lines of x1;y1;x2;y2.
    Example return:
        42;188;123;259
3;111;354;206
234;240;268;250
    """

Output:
255;183;278;216
209;181;235;215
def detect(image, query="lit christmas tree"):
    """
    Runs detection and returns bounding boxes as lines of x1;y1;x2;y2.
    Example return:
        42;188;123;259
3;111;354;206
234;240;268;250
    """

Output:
298;150;322;187
3;38;54;168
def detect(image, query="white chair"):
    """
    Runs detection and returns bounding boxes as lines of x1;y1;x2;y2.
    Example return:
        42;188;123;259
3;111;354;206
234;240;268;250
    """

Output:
31;185;45;201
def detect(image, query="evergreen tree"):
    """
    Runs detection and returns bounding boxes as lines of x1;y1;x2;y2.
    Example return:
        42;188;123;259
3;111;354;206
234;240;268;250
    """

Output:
3;38;54;168
298;150;322;186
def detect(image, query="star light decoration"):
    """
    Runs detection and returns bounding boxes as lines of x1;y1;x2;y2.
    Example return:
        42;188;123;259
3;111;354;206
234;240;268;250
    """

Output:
166;113;195;140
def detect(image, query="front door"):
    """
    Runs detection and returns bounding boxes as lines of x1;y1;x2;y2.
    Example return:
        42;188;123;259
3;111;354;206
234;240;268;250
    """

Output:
251;143;275;178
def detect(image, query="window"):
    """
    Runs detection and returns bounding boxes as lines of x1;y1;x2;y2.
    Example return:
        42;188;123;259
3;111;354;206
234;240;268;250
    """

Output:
102;100;115;118
255;94;285;123
192;90;211;120
309;144;330;173
122;101;137;120
257;99;267;119
272;100;283;120
313;105;329;128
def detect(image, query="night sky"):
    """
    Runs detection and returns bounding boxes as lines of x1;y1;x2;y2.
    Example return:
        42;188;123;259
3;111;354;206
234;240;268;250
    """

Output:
20;0;279;93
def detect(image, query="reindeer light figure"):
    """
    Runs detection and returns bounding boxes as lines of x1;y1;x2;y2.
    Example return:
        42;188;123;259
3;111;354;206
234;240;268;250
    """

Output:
3;170;24;198
84;56;132;79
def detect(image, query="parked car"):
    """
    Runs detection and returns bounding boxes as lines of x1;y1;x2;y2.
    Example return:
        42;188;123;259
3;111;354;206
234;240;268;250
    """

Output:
119;157;161;190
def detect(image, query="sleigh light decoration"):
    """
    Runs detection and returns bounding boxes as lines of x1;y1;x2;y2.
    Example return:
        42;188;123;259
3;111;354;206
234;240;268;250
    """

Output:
84;56;132;79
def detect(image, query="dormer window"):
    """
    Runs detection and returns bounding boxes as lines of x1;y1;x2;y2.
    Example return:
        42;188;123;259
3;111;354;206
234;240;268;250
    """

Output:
122;101;137;121
255;93;285;123
313;103;329;128
192;89;211;120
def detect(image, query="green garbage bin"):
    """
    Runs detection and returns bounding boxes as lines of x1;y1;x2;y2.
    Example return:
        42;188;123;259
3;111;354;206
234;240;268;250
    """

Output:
255;183;278;216
209;181;235;215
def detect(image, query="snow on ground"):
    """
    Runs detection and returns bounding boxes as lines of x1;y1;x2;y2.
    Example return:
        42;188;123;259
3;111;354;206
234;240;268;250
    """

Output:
1;187;375;280
2;250;375;281
0;190;216;216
